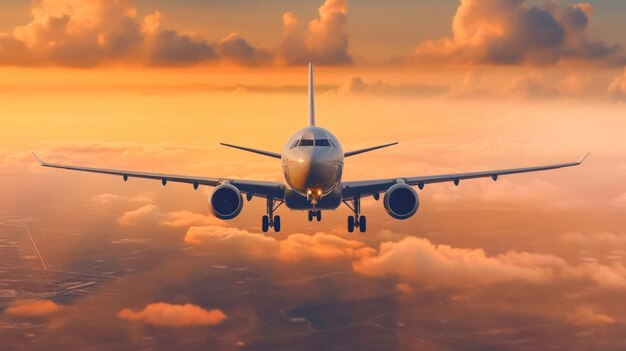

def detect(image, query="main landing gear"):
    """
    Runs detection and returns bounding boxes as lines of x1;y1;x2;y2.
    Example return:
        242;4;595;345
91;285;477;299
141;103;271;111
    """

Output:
308;209;322;222
262;197;283;233
343;196;366;233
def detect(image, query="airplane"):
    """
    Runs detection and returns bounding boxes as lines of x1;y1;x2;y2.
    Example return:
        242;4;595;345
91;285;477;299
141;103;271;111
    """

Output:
33;63;589;233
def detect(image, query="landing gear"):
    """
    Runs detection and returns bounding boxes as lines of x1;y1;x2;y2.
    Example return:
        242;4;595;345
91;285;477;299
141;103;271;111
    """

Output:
262;197;283;233
343;196;367;233
308;210;322;222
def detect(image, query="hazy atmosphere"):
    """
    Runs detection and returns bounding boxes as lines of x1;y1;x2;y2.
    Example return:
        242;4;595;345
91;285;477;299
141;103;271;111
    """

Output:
1;0;626;350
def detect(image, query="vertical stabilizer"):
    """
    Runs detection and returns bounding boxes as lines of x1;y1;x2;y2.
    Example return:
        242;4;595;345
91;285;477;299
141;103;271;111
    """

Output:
308;63;315;127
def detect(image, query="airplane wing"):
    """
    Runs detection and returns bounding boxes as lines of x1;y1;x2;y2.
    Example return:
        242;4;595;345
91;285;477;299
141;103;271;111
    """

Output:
33;153;285;199
342;153;589;199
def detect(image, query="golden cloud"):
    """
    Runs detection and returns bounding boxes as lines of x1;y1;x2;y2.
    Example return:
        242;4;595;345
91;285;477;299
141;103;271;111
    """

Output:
0;0;351;67
353;236;626;289
184;226;373;262
4;299;61;317
278;0;352;65
567;306;615;326
118;302;227;327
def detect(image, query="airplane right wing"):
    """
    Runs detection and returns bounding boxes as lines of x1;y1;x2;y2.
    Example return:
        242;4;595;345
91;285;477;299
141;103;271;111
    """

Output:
342;153;589;199
33;153;285;199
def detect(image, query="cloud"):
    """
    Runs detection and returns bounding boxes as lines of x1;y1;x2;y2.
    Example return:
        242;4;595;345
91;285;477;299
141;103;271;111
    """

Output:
117;204;162;227
334;76;447;96
185;226;374;262
118;303;227;327
353;236;626;289
160;210;224;228
4;300;61;317
410;0;625;66
148;30;217;67
567;306;615;326
609;67;626;100
0;0;351;67
92;193;153;206
117;204;223;228
278;0;352;65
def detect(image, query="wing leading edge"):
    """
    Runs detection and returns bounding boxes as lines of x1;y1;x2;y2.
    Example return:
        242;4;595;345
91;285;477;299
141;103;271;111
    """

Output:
342;153;589;198
33;153;284;199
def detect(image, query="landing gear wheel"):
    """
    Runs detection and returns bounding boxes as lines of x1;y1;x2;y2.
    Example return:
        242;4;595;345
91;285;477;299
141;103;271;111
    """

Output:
359;216;367;233
347;216;355;233
274;216;281;233
316;210;322;222
308;211;314;222
262;215;269;233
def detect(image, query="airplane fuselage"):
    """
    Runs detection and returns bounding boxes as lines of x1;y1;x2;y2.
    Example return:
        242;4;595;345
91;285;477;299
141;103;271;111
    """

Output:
282;127;344;210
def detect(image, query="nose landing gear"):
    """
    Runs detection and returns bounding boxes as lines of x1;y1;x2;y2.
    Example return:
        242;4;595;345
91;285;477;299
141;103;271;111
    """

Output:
262;197;283;233
308;210;322;222
344;196;366;233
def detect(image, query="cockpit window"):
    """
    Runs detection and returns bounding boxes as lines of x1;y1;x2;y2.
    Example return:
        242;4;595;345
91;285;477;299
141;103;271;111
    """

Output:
299;139;314;147
329;139;338;149
315;139;331;147
291;140;300;149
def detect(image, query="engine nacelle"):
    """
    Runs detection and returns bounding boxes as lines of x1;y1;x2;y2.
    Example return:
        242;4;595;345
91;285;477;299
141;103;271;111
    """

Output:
383;183;419;220
209;183;243;220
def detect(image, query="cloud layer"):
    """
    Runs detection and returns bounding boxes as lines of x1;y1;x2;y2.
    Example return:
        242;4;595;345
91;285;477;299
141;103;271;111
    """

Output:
410;0;625;66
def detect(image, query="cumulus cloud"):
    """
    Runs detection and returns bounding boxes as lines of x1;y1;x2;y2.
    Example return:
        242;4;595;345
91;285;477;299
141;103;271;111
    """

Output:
118;205;222;228
117;204;162;227
118;303;227;327
4;300;61;317
185;226;374;262
278;0;352;65
410;0;625;66
0;0;351;67
353;236;626;289
567;306;615;326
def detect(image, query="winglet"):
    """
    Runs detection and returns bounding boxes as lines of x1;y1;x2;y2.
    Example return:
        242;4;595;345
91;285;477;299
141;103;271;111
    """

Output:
32;152;45;165
578;152;591;164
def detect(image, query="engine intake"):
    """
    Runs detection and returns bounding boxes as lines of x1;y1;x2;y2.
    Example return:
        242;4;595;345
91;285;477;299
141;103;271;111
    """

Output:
383;184;419;220
209;183;243;220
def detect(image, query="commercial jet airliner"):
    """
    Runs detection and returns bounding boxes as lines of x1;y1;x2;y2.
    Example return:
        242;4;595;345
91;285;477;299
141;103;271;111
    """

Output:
33;64;588;233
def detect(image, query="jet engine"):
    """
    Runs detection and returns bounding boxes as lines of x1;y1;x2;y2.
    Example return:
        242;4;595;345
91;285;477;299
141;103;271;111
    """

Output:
209;183;244;220
383;183;419;220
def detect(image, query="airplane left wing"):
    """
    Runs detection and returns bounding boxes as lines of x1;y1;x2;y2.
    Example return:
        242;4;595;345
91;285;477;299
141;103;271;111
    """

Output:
33;153;285;199
342;153;589;199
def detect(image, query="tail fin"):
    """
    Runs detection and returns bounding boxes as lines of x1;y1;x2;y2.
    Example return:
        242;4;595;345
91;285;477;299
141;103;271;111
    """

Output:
308;62;315;127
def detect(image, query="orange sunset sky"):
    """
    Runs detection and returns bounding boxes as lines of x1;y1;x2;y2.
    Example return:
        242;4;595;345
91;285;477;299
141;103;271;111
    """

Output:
1;0;626;350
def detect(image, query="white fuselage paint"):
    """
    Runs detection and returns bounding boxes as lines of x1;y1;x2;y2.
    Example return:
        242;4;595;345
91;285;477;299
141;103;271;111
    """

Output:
282;127;344;204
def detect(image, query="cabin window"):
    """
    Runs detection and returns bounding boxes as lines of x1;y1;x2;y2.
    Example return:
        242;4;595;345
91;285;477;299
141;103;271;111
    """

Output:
315;139;331;147
299;139;314;147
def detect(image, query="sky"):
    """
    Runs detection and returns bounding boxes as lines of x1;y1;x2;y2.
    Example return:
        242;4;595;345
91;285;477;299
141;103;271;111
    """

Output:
1;0;626;350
